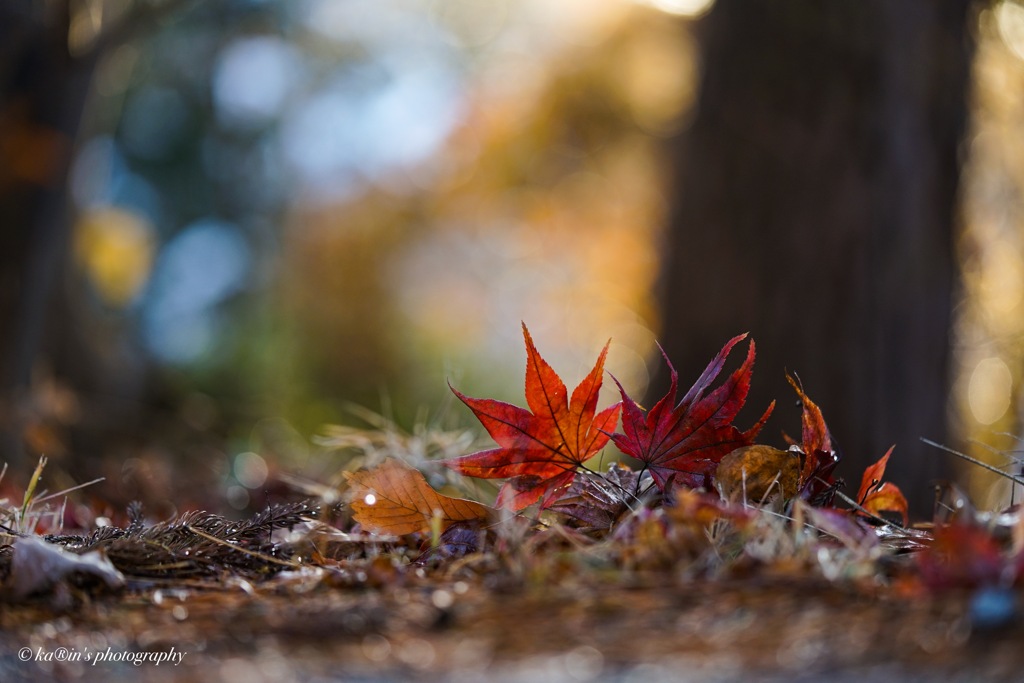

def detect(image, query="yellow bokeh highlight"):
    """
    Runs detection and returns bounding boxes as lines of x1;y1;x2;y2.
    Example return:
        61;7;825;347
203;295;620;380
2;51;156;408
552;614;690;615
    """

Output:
614;21;697;135
957;7;1024;503
74;206;156;307
968;357;1013;425
996;0;1024;61
640;0;716;19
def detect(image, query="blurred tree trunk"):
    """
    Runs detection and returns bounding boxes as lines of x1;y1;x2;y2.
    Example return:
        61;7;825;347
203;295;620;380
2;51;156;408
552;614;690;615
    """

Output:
660;0;974;516
0;2;86;468
1;1;187;471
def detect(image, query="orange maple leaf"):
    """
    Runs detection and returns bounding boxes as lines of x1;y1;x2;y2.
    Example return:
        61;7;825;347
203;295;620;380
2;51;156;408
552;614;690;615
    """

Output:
443;323;622;511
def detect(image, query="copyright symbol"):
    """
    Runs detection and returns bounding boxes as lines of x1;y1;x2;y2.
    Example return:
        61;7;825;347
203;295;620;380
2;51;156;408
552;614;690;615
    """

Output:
18;647;32;662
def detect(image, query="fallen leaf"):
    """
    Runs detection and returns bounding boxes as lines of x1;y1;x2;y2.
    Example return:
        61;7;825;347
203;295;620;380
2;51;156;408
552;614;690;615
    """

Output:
443;323;622;511
346;458;490;536
668;487;755;529
786;374;840;504
856;447;909;526
7;536;124;601
917;523;1020;591
415;521;487;565
610;335;773;491
615;489;756;568
548;463;639;531
798;503;879;552
716;445;801;502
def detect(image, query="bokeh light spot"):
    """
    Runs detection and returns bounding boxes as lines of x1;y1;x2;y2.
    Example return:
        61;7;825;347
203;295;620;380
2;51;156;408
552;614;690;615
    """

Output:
143;220;249;363
640;0;716;19
214;37;302;128
997;0;1024;61
968;356;1013;425
234;451;269;489
74;207;156;307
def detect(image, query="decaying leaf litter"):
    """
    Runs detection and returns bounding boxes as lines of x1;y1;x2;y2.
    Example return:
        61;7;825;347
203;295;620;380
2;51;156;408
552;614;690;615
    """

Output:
3;325;1024;681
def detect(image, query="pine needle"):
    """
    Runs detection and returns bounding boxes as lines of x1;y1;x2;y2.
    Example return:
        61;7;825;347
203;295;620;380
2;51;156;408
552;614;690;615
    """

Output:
185;524;302;568
920;438;1024;487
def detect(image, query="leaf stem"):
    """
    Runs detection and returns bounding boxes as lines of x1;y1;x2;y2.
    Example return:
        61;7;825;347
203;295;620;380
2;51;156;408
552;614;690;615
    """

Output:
832;489;904;529
634;464;648;497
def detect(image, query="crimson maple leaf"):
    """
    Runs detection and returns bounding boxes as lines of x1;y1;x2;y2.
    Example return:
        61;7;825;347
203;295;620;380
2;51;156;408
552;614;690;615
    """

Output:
610;334;774;492
443;324;622;511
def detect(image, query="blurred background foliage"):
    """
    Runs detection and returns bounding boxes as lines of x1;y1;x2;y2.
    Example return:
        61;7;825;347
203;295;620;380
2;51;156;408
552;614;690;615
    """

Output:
3;0;702;514
3;0;1024;516
73;0;688;414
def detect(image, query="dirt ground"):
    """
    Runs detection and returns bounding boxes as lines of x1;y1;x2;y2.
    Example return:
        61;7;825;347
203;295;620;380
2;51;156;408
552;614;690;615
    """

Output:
2;574;1022;683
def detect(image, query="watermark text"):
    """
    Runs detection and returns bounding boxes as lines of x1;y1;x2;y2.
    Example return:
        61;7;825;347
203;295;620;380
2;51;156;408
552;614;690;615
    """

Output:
18;646;187;666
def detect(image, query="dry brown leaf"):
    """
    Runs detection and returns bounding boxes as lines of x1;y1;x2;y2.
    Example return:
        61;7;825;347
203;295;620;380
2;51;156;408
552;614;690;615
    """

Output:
345;458;490;536
548;463;638;531
715;445;801;502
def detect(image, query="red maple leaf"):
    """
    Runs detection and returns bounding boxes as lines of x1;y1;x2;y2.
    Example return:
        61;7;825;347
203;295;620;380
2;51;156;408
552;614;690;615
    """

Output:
785;373;840;504
856;446;909;526
610;334;774;492
443;324;622;511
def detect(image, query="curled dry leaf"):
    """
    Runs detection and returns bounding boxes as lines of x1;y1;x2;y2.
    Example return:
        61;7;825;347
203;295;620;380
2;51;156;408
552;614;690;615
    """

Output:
415;521;487;565
668;487;755;529
786;374;839;504
443;323;621;511
797;503;879;552
612;489;757;568
8;536;125;600
548;463;639;532
715;445;801;503
856;447;909;526
346;458;490;536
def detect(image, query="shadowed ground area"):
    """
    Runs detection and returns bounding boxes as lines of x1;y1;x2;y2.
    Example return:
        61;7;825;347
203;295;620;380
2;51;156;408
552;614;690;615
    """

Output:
2;576;1021;682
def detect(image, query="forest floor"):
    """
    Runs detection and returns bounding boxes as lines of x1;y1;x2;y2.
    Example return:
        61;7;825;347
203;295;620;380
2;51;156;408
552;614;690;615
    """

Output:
2;565;1023;682
4;334;1024;682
